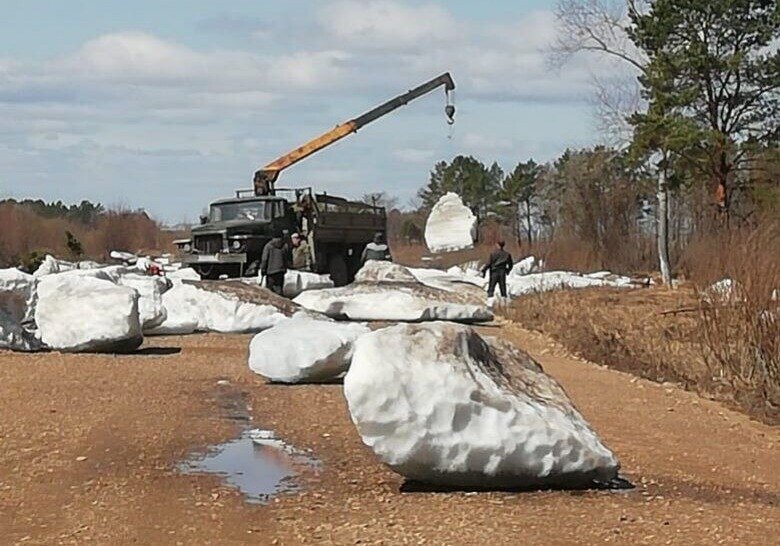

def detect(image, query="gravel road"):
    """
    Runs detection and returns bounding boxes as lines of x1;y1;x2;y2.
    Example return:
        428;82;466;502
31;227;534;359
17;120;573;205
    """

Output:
1;323;777;545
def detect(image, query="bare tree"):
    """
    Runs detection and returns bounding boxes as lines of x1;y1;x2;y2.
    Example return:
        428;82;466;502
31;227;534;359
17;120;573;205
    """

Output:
551;0;672;286
551;0;648;143
361;192;399;211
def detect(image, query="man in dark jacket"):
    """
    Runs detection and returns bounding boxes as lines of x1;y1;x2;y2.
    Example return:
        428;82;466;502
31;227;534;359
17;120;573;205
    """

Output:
260;233;291;296
360;232;392;264
481;240;513;298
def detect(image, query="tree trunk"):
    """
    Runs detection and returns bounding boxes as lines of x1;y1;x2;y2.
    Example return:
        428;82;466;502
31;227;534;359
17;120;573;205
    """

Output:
657;166;672;287
525;200;533;244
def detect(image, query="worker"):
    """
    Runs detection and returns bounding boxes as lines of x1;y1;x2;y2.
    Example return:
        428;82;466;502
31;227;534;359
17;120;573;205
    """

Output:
361;232;392;264
260;231;291;296
290;232;311;270
481;240;513;299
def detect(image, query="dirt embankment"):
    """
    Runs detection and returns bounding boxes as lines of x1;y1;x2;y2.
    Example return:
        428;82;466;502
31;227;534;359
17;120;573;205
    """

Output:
1;327;778;545
503;287;779;425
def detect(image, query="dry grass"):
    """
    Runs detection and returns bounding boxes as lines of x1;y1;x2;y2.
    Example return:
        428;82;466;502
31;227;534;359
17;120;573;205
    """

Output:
687;220;780;415
503;284;778;425
0;202;179;268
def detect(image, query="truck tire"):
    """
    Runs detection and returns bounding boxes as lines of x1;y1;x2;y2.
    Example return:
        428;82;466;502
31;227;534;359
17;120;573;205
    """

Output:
328;252;349;287
194;264;239;280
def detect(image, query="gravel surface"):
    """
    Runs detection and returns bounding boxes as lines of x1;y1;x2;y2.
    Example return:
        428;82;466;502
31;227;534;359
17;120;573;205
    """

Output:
1;323;777;545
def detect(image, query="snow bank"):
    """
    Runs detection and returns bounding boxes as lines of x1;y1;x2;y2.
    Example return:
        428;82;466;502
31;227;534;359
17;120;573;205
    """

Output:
294;281;491;323
507;271;634;297
35;274;142;352
148;280;295;335
248;316;369;383
344;322;619;488
0;268;41;351
424;193;477;253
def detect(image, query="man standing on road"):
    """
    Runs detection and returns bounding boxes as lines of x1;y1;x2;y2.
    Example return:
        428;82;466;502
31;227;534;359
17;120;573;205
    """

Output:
260;231;291;296
360;232;392;264
481;240;513;300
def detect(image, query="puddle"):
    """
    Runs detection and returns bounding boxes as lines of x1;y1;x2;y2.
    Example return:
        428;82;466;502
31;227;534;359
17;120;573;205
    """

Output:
178;428;320;504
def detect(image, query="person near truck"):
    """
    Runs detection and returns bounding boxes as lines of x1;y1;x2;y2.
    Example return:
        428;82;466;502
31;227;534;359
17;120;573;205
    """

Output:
361;232;392;264
481;240;513;299
290;232;311;270
260;232;291;296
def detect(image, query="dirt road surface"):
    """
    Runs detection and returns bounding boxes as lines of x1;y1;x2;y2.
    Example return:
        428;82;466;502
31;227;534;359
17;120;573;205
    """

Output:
1;323;777;545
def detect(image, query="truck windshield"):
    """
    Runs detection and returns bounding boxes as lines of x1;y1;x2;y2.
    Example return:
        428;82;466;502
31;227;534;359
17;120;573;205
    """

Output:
210;201;271;222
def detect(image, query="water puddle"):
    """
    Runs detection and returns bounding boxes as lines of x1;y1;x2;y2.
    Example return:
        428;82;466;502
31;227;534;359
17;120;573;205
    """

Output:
179;428;320;504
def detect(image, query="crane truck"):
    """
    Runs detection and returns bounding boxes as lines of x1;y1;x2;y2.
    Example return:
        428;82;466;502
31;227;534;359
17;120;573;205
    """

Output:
176;72;456;286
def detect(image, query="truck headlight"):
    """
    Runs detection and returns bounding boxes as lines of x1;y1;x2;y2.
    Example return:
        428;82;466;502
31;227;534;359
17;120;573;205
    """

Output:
183;243;191;252
232;240;242;250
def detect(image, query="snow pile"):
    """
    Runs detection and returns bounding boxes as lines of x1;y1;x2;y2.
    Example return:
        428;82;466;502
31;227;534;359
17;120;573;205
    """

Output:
148;280;296;335
294;281;492;323
116;274;170;331
344;322;619;488
35;274;142;352
0;268;41;351
506;271;635;297
703;278;737;303
424;193;477;253
509;256;544;277
248;316;369;383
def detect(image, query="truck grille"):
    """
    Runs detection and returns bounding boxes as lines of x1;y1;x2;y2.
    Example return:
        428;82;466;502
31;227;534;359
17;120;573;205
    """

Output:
194;234;224;254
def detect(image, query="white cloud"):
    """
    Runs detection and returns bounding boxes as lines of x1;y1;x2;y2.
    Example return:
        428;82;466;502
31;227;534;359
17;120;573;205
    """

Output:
318;0;457;52
0;3;611;220
392;147;434;163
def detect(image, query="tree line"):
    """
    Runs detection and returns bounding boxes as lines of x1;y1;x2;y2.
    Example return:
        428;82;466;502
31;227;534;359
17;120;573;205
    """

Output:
377;0;777;279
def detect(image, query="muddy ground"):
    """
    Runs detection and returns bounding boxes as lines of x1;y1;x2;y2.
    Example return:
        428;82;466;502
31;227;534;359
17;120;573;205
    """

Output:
1;323;777;545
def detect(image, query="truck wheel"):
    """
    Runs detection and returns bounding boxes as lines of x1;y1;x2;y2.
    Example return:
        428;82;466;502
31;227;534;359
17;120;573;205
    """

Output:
195;264;239;280
328;253;349;287
194;264;219;280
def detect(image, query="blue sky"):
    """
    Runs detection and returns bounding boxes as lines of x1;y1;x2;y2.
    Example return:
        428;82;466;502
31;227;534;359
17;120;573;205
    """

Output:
0;0;613;222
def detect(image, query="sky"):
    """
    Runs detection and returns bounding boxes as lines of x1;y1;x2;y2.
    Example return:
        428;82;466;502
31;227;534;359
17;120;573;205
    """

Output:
0;0;617;222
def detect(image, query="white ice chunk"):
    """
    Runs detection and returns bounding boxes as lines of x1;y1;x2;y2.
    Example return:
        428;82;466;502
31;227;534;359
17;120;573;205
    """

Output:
116;274;170;331
424;193;477;253
509;255;543;277
35;274;142;352
0;268;41;351
248;316;369;383
294;282;491;323
283;270;334;298
354;261;418;283
167;267;201;284
344;322;619;488
148;280;294;335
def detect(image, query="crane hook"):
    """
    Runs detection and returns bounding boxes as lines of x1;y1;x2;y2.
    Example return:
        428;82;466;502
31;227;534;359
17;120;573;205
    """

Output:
445;89;455;125
445;104;455;125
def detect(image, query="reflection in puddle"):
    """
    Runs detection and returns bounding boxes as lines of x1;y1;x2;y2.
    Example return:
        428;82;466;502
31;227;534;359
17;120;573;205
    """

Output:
178;429;320;504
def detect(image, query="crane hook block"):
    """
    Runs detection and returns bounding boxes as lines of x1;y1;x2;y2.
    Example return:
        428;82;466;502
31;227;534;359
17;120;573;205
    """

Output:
445;104;455;125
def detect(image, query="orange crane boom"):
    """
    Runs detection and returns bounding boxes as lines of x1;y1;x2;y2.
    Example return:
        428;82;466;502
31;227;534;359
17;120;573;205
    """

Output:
253;72;455;195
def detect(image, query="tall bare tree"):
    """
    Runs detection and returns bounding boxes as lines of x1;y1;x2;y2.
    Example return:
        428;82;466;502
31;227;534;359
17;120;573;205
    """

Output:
551;0;673;285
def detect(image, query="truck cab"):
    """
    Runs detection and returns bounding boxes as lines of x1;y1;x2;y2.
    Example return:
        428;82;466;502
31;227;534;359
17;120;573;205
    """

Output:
175;188;386;285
